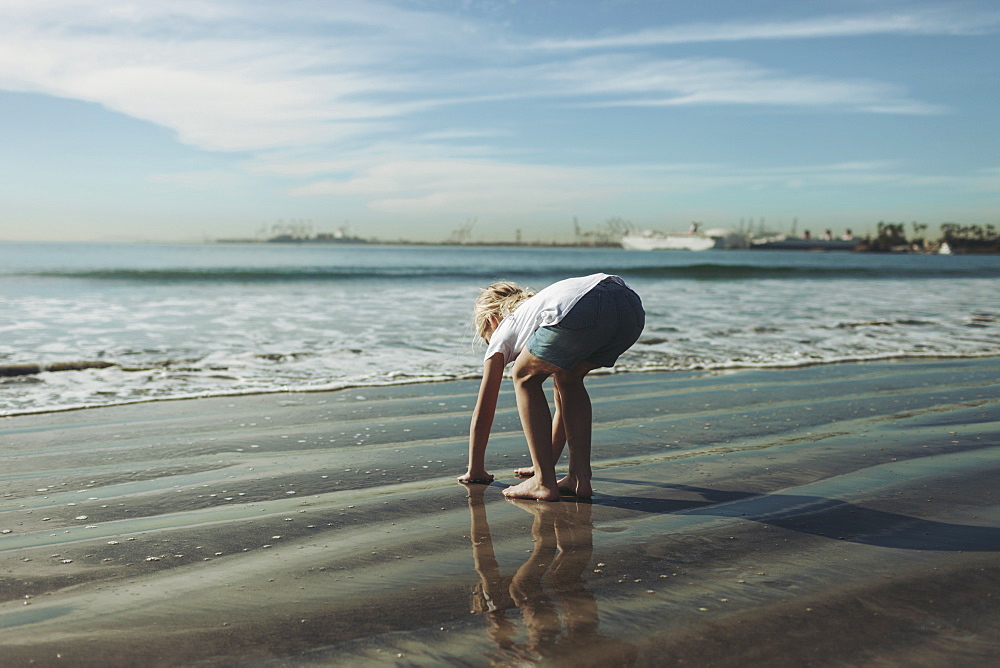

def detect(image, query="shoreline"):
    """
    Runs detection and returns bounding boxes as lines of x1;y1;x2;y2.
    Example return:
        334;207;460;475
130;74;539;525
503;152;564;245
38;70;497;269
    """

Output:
1;357;998;665
4;352;998;419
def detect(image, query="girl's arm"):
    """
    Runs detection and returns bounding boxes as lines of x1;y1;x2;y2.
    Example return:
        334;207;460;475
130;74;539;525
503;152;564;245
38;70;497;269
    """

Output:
458;352;506;483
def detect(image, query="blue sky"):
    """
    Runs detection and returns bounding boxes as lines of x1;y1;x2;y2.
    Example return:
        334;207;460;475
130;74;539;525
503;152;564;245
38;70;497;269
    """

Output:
1;0;997;242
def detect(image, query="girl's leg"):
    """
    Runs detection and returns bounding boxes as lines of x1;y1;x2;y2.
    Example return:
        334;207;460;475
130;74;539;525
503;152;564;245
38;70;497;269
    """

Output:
503;351;561;501
553;361;597;497
515;386;567;478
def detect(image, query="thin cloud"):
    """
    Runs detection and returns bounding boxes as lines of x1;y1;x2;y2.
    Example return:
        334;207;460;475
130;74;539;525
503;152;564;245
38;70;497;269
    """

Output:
287;157;983;219
147;170;243;189
0;0;482;152
536;55;948;115
973;167;1000;192
417;129;510;141
528;9;1000;50
289;158;616;214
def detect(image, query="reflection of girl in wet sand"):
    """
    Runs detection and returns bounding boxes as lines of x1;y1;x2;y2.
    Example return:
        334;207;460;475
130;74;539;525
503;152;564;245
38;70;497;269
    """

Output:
465;488;637;665
466;486;518;654
458;275;644;500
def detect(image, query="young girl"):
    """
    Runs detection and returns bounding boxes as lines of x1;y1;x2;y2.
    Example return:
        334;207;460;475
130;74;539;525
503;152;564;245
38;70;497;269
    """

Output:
458;274;644;501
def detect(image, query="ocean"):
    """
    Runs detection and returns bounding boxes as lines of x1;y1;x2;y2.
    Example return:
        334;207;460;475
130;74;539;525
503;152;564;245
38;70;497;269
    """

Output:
1;241;998;416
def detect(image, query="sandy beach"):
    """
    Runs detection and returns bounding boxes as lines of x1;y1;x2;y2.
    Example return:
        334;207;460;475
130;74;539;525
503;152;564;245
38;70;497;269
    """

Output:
1;357;998;666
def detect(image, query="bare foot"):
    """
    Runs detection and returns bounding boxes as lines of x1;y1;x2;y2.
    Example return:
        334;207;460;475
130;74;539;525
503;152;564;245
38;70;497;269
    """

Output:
557;474;592;498
502;478;560;502
513;465;535;478
458;470;494;485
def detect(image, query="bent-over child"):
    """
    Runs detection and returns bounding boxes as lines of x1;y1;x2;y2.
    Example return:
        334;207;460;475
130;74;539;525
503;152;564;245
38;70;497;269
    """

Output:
458;274;644;500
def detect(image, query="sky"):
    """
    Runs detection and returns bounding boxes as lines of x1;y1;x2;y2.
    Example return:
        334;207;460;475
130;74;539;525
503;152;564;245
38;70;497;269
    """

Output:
0;0;998;243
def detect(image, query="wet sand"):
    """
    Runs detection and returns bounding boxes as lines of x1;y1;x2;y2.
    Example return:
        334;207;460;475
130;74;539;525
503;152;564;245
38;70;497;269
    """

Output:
1;358;998;666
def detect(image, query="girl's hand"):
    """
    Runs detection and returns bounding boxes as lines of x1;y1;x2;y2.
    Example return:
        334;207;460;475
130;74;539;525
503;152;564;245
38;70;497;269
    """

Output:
458;470;494;485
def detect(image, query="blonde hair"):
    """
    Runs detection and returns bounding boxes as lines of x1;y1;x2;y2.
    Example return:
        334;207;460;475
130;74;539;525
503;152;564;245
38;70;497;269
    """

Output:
474;281;535;341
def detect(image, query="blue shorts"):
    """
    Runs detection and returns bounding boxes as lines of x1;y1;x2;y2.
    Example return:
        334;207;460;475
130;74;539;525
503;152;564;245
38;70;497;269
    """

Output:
527;278;645;371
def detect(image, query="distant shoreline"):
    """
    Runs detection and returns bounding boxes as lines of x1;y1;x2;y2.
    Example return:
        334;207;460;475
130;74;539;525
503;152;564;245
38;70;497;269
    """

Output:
212;237;623;249
210;238;999;253
2;238;994;253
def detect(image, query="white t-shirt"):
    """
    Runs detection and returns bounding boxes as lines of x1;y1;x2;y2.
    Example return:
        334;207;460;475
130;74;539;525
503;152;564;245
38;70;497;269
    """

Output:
484;273;625;366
